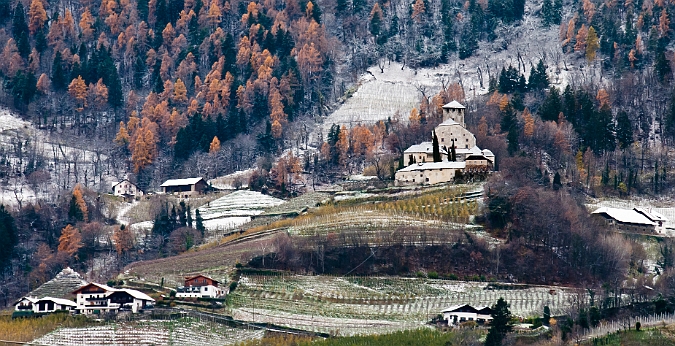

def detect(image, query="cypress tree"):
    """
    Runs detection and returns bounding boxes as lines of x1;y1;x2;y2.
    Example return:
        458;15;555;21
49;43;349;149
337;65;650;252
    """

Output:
485;298;513;346
0;205;17;271
432;131;441;162
195;209;205;236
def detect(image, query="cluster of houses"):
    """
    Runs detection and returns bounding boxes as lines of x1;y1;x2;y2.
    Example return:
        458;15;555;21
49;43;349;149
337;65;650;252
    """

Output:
591;206;669;235
111;177;208;200
15;282;155;316
14;274;226;318
395;101;495;186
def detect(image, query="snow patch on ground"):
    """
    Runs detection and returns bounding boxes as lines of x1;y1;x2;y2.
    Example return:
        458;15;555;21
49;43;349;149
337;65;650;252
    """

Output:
197;190;285;221
209;169;254;190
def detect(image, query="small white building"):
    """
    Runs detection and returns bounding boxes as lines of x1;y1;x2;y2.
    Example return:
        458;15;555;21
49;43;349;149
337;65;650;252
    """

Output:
14;296;77;314
395;161;465;186
176;274;225;298
441;304;493;325
404;142;437;166
112;179;143;199
34;297;78;313
14;297;38;312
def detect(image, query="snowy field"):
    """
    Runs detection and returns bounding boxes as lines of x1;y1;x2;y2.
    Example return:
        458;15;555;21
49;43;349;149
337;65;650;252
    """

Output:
228;274;582;336
30;318;264;345
208;169;253;190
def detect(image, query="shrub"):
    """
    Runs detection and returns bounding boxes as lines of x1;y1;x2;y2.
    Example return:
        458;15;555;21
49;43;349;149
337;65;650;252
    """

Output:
428;271;439;279
170;290;176;298
229;281;238;292
416;271;425;278
448;273;459;280
635;321;641;331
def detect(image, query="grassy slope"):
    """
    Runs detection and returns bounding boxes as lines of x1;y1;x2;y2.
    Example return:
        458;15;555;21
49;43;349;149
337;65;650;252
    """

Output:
0;313;94;343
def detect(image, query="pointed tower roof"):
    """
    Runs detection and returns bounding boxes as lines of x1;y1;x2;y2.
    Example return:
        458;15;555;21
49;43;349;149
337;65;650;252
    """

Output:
442;100;466;109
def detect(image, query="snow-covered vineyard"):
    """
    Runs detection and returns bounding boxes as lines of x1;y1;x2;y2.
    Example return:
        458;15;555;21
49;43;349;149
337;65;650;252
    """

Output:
30;318;264;345
227;274;582;336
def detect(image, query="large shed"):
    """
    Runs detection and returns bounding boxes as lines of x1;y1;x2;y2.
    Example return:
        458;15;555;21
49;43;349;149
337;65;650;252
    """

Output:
160;177;208;196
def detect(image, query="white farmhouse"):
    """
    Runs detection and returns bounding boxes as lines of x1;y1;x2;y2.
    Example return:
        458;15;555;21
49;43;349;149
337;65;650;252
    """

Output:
112;179;143;199
72;282;154;315
441;304;493;325
176;274;225;298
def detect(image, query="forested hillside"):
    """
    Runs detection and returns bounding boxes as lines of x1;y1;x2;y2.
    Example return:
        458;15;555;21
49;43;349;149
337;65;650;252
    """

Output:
3;0;675;326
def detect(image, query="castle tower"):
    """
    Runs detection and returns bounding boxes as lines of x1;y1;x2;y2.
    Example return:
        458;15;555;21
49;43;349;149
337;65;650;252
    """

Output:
442;101;466;128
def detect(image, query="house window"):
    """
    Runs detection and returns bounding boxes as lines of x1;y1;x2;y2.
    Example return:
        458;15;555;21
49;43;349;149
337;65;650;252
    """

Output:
426;178;429;182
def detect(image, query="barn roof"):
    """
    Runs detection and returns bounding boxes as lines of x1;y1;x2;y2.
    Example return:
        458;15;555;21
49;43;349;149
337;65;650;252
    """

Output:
160;177;205;187
634;207;667;222
592;207;656;226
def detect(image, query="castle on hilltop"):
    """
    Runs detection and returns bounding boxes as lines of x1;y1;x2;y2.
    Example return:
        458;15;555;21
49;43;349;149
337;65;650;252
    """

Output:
395;101;494;186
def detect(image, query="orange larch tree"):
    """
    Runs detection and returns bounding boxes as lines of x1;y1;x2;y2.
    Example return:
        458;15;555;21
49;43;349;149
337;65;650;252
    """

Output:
58;225;83;259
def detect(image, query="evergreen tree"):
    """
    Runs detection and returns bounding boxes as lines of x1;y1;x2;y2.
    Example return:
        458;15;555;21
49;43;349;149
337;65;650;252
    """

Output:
553;172;562;190
541;0;554;26
187;206;193;228
137;0;149;21
655;45;672;82
450;140;457;161
0;0;10;24
0;205;17;271
552;0;562;24
459;26;478;59
665;94;675;143
588;105;616;154
155;0;169;30
485;298;513;346
335;0;348;16
543;306;551;325
352;0;365;14
195;209;205;236
528;59;549;90
10;71;37;106
179;201;188;227
539;87;562;122
432;131;441;162
12;3;28;42
616;111;633;149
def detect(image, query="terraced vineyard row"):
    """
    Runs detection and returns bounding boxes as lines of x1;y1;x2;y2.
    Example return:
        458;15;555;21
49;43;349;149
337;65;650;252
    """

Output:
226;274;582;336
30;318;264;346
